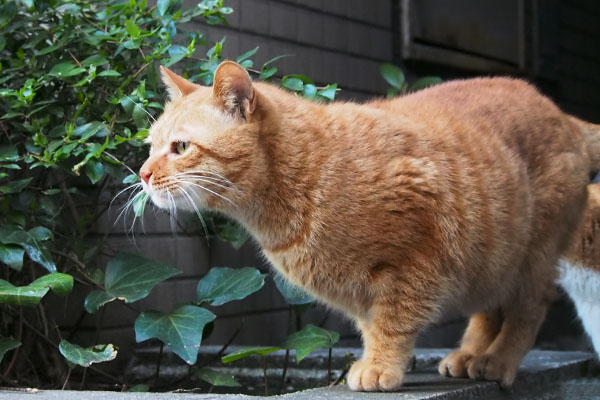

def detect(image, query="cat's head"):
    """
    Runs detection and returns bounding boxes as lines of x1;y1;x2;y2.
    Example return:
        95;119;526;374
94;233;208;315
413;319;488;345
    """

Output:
140;61;266;214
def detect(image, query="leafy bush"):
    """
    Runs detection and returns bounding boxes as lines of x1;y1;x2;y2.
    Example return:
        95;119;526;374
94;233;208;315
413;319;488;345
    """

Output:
0;0;340;391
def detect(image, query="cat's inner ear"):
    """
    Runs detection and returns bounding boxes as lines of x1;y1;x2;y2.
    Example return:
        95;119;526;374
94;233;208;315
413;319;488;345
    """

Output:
160;65;200;100
212;61;256;119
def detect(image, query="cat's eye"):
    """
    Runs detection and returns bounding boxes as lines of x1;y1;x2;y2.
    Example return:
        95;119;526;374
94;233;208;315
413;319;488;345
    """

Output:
173;141;190;155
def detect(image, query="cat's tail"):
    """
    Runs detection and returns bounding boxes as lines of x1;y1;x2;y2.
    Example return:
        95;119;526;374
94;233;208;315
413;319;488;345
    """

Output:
558;184;600;357
573;117;600;175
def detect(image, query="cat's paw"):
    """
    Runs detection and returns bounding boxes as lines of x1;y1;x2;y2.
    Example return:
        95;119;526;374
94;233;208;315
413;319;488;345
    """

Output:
438;350;473;378
467;354;517;388
347;359;404;391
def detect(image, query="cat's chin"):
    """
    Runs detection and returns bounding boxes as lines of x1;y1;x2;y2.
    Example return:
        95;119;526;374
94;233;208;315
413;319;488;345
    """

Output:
146;189;205;212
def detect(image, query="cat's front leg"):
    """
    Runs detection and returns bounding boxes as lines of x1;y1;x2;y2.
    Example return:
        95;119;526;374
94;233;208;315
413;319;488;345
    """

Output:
347;300;426;391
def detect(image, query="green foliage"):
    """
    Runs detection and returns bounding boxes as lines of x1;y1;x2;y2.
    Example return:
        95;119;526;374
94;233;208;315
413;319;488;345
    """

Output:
84;253;181;313
283;324;339;363
221;346;281;364
0;273;73;305
0;0;346;390
196;267;265;306
58;340;117;367
0;336;21;363
380;63;442;97
134;305;216;364
196;367;241;387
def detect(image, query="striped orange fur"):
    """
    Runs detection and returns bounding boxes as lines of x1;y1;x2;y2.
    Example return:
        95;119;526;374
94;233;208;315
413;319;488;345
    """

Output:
140;62;600;391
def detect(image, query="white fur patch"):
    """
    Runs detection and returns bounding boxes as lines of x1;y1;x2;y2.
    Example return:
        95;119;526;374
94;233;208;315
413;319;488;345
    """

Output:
557;259;600;355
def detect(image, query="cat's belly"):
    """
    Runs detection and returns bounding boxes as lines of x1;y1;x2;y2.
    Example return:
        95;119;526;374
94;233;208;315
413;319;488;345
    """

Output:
262;247;372;318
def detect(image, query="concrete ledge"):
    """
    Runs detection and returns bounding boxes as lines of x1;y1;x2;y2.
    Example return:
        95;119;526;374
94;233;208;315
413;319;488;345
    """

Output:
1;349;596;399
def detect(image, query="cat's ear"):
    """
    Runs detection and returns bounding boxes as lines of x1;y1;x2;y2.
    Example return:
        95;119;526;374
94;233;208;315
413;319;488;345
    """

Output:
160;65;200;100
213;61;256;119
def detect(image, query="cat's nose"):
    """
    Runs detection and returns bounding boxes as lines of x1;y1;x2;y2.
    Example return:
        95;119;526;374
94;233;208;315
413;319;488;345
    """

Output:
140;170;152;184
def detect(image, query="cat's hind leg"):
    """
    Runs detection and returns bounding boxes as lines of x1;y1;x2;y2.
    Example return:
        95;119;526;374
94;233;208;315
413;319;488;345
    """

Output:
438;310;503;378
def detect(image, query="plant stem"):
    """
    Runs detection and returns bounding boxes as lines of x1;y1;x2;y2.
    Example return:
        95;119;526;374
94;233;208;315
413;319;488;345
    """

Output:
327;347;332;385
61;366;72;390
279;349;289;394
262;355;268;396
79;368;87;390
153;342;164;389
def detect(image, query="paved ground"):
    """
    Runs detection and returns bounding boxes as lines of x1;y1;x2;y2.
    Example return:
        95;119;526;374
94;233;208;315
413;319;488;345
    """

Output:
0;350;596;399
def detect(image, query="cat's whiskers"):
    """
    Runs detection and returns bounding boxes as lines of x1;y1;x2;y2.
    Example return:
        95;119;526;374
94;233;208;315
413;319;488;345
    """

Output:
173;182;210;239
176;170;235;185
114;185;144;227
174;174;240;194
173;177;236;206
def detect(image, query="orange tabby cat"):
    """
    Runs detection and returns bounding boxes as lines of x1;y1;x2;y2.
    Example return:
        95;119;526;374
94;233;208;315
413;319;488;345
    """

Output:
140;61;600;391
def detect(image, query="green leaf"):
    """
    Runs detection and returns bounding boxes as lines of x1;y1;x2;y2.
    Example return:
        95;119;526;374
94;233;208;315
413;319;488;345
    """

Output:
317;83;338;101
97;70;121;77
408;76;443;92
196;367;241;387
0;337;21;363
283;324;339;363
281;77;303;91
72;121;108;141
236;47;259;63
81;55;109;67
0;244;24;271
48;62;86;78
85;159;104;184
0;178;32;194
157;0;170;16
0;145;18;162
59;340;117;367
126;19;141;38
221;346;280;364
380;63;405;90
84;253;180;313
0;225;56;272
302;84;317;99
273;273;314;305
127;384;150;392
132;192;149;217
0;273;73;306
135;305;216;364
132;104;148;128
122;174;139;184
196;267;265;306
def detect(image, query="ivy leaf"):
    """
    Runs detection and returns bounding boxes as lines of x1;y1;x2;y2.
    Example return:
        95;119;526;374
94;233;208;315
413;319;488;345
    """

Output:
196;367;241;387
0;145;18;162
283;324;339;363
0;244;24;270
134;305;216;364
84;253;180;313
0;336;21;363
132;104;148;128
196;267;265;306
0;225;56;272
59;340;117;367
97;70;121;77
221;347;280;364
273;273;314;305
408;76;443;92
302;84;317;99
380;63;405;90
0;273;74;306
132;192;149;217
48;62;86;78
0;177;32;194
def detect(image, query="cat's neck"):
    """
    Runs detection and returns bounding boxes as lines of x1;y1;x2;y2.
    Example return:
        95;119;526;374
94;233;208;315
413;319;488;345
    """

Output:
235;86;328;252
